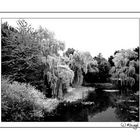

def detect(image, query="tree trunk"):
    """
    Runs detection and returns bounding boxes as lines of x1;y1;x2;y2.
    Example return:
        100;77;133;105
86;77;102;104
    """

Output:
72;69;83;87
58;79;63;100
43;68;52;98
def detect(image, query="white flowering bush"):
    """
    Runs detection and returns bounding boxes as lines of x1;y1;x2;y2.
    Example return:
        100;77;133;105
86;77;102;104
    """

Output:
1;78;59;121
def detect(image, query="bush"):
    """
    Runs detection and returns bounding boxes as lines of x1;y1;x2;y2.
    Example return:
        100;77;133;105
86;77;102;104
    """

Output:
1;78;59;121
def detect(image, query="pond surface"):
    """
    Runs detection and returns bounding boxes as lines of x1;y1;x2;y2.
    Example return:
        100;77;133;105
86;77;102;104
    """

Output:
44;88;139;122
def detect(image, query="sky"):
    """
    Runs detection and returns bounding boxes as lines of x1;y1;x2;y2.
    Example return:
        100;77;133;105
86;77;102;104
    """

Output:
2;18;139;59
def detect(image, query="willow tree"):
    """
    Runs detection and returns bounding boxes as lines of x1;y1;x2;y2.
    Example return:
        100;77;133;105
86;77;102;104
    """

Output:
36;26;70;97
42;54;74;99
110;49;139;88
56;64;74;99
37;26;76;99
68;51;98;87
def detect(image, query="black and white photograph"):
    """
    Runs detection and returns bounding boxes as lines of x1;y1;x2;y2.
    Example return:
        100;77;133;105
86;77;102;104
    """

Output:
1;17;139;123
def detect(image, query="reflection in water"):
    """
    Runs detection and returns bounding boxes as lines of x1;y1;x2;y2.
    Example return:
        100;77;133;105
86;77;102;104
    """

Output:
88;107;118;122
114;90;139;122
44;88;139;122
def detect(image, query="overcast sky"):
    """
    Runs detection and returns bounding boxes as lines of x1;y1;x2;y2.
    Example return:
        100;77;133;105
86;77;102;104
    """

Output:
2;19;139;59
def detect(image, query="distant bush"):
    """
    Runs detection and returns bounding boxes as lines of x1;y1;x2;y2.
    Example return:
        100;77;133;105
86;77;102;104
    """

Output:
1;78;59;121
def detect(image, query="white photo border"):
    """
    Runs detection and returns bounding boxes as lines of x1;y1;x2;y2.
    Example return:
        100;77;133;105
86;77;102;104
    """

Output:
0;12;139;128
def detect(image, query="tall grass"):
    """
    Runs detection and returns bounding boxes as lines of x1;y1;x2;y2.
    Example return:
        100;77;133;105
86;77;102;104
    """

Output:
1;78;59;121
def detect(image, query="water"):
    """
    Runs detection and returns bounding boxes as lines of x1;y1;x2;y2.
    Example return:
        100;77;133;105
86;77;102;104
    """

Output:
44;88;139;122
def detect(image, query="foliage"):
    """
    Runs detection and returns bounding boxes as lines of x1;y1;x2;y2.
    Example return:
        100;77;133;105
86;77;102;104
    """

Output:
1;20;74;99
110;49;139;88
57;65;74;86
2;19;139;102
108;55;114;66
67;50;98;86
93;53;111;82
1;78;59;121
133;46;139;59
65;48;75;57
45;55;74;98
2;21;44;90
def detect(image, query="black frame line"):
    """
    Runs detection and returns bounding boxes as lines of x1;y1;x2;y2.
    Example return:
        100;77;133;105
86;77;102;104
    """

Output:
0;12;140;128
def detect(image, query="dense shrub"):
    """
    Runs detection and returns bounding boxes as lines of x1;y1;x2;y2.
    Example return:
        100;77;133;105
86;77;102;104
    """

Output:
1;78;59;121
